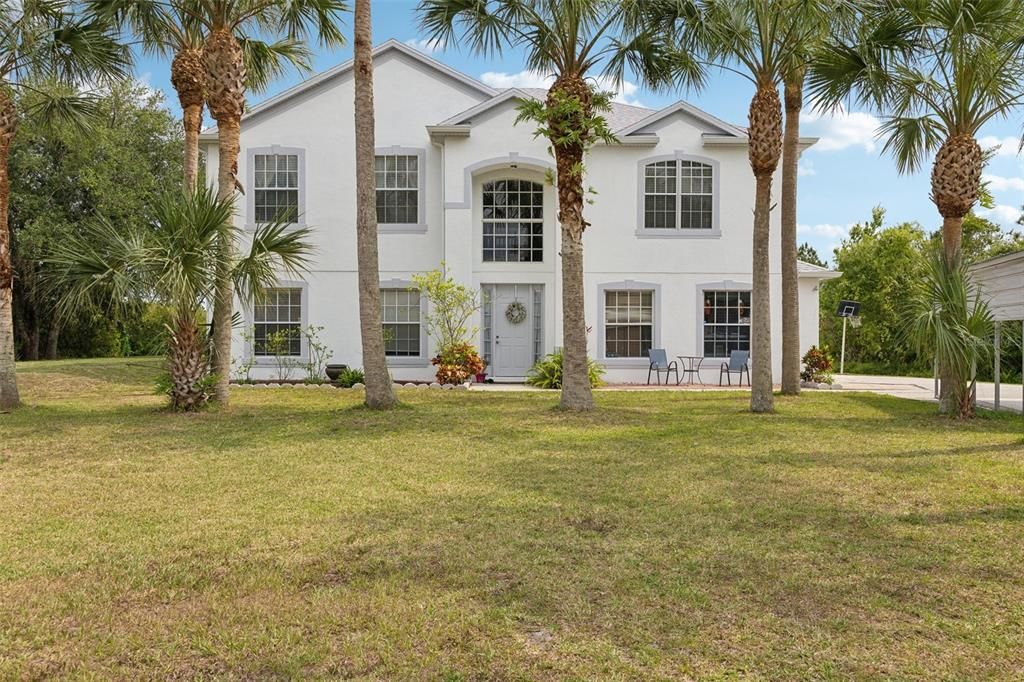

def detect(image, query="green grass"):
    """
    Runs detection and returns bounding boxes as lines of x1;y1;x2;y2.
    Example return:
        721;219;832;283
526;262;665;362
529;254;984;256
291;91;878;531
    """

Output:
1;358;1023;680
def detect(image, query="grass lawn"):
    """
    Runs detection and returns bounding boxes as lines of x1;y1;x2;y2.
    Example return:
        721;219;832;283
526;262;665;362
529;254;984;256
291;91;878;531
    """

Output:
2;358;1023;680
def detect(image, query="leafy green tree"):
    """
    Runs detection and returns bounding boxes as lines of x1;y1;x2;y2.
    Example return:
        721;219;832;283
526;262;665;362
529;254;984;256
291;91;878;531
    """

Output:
45;188;313;410
419;0;701;411
797;242;826;267
929;213;1024;263
819;207;928;372
11;81;183;360
0;1;130;410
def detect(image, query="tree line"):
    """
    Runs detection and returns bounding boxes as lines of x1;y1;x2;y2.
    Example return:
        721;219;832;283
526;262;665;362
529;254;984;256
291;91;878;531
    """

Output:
1;0;1022;419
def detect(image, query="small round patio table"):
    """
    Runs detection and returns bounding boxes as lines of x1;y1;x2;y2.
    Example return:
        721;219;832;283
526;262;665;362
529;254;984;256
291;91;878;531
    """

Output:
676;355;705;385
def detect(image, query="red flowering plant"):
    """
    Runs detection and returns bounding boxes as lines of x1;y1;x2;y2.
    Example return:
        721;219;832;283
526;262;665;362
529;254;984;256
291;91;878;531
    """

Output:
800;345;834;384
432;342;485;385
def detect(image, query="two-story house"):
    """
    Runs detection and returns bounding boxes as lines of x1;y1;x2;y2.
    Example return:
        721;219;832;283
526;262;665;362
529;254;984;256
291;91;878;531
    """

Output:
200;39;840;383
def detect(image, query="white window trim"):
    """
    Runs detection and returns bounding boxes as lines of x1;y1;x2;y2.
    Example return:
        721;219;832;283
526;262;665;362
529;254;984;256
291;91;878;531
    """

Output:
376;146;428;234
636;152;721;238
244;280;309;365
695;280;752;361
246;146;307;231
597;280;662;367
381;278;430;367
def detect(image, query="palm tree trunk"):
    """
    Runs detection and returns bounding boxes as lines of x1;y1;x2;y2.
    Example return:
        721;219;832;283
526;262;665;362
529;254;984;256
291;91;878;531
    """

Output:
751;173;775;412
168;310;207;411
780;74;803;396
211;117;238;404
941;215;963;266
747;81;782;414
183;103;203;190
0;135;20;409
354;0;397;409
45;316;60;360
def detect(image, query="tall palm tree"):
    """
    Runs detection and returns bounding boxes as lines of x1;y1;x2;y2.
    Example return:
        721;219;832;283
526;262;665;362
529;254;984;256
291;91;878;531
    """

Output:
89;0;314;190
189;0;346;405
419;0;701;411
691;0;830;413
808;0;1024;412
0;1;129;410
352;0;397;408
46;188;313;410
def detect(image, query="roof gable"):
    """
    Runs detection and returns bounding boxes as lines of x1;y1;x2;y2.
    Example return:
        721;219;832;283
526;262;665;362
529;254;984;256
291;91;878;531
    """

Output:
616;101;747;138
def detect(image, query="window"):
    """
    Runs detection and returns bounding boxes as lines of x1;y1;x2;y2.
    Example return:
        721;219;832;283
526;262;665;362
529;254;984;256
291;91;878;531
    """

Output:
382;289;421;357
254;287;302;356
254;154;300;223
375;154;419;224
642;158;714;230
482;179;543;262
604;289;653;359
702;290;751;357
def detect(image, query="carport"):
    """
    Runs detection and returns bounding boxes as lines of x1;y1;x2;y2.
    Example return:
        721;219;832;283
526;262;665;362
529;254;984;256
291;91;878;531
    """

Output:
971;251;1024;412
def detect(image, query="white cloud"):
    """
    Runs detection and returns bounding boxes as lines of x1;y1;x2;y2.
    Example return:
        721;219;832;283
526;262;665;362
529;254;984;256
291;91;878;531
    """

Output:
978;204;1022;227
982;173;1024;193
404;38;444;55
478;69;644;106
978;136;1022;157
797;222;851;239
797;159;816;177
800;107;880;153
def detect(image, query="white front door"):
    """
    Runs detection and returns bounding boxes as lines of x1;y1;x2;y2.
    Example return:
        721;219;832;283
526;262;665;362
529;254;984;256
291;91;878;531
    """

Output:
491;284;535;377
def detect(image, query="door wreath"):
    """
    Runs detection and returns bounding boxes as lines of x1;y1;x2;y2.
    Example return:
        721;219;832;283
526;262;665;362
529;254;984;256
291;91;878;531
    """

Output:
505;301;528;324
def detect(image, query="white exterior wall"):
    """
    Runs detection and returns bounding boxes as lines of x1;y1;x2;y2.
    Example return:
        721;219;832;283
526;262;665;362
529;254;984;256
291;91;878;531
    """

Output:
204;43;831;384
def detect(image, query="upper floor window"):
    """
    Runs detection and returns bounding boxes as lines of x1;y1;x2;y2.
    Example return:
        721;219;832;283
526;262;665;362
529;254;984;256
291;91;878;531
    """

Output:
376;154;419;224
482;178;543;262
702;290;750;357
254;287;303;356
642;158;714;230
381;288;421;357
604;289;654;359
254;153;300;224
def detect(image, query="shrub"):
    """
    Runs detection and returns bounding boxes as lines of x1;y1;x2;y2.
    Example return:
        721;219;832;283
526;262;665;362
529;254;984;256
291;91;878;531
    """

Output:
432;342;485;385
336;367;365;388
801;345;834;384
526;350;605;389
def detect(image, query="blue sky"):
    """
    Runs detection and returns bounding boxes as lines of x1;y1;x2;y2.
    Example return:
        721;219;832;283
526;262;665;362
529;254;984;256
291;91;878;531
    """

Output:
134;0;1024;264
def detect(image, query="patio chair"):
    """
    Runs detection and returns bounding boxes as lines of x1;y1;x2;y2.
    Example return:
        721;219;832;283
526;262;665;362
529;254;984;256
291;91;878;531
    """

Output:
647;349;679;385
719;350;750;386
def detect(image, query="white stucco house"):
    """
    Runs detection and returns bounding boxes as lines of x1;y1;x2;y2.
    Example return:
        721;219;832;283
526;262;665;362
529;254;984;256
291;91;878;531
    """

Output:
200;39;840;383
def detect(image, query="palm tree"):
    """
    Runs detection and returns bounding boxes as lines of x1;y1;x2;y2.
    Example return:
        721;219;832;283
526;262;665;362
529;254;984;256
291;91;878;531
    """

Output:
903;252;993;419
692;0;831;413
46;188;313;410
352;0;397;408
419;0;701;411
0;2;130;410
88;0;314;190
194;0;347;405
808;0;1024;412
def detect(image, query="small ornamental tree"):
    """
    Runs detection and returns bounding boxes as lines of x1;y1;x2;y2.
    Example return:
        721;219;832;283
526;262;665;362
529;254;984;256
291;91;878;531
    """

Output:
411;266;484;384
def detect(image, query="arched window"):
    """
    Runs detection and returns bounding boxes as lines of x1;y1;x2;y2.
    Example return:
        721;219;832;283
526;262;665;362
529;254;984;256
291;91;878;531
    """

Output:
482;179;544;262
641;158;715;230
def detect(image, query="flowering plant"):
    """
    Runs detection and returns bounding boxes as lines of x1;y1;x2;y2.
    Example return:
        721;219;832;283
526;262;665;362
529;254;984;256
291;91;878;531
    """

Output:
800;345;834;384
432;342;485;385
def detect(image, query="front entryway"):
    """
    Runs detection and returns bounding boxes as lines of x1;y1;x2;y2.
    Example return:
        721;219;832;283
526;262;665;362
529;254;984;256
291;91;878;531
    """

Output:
488;284;542;378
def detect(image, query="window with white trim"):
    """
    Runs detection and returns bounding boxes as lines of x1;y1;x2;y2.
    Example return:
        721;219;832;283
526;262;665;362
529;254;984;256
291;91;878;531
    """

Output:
254;287;302;356
604;289;654;359
702;290;751;357
381;288;421;357
254;154;300;224
643;159;713;230
375;155;419;224
482;178;543;262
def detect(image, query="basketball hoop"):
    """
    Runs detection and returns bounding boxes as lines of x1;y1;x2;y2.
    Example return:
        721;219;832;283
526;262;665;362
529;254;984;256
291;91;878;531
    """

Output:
850;315;862;329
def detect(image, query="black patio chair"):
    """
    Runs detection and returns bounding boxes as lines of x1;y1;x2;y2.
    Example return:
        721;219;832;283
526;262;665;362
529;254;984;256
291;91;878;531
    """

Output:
647;349;680;385
719;350;750;386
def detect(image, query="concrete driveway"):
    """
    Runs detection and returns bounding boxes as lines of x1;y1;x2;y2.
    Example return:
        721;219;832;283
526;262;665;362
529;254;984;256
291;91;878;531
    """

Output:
836;374;1023;414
